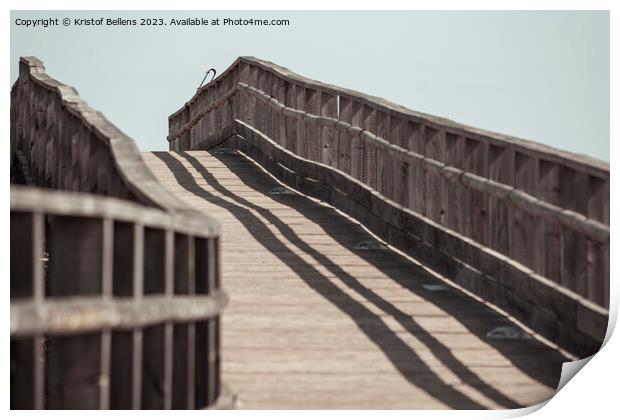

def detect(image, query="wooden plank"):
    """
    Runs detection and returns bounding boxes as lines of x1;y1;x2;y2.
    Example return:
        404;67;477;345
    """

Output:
424;127;445;224
247;65;259;129
390;117;407;206
132;223;144;409
350;100;364;180
320;92;338;166
284;82;298;153
393;154;408;207
464;138;489;246
444;134;461;233
510;152;541;270
487;145;513;256
591;239;610;308
305;88;320;161
100;218;113;409
587;175;609;225
375;111;391;198
362;105;378;189
295;85;307;159
538;160;562;286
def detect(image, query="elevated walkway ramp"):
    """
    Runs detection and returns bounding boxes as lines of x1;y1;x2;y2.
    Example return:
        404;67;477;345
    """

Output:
143;150;567;409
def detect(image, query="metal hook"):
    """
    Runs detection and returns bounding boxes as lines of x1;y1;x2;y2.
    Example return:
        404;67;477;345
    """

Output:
198;68;217;90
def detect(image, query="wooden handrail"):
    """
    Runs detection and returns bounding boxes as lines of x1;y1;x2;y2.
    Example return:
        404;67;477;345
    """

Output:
167;57;610;358
10;57;225;410
12;56;220;228
10;185;226;409
169;81;609;243
170;56;609;176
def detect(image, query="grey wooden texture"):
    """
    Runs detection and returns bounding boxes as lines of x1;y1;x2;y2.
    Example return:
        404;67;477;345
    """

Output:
144;150;568;409
10;56;228;410
165;64;609;357
169;57;609;307
170;57;608;188
10;54;608;409
167;61;608;313
10;186;219;238
10;186;227;409
229;122;607;359
11;293;228;337
10;57;220;233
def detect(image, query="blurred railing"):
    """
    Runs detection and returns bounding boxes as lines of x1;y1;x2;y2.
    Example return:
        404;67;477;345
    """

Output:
168;56;609;358
11;57;226;409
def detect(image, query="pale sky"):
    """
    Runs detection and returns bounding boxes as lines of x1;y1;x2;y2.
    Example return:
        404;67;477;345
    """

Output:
10;10;609;161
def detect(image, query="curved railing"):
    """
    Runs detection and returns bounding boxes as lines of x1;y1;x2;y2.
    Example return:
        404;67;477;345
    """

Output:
168;56;609;358
10;57;227;409
11;56;206;214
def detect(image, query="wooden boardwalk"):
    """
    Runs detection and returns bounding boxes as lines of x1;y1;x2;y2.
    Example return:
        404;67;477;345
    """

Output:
142;150;568;409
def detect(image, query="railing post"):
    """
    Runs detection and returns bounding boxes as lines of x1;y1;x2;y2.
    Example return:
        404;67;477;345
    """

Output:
131;223;144;410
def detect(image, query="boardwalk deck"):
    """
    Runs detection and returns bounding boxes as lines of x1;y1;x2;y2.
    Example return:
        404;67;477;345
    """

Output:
142;150;568;409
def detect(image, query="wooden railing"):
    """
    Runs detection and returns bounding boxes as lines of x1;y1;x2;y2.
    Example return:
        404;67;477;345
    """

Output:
10;57;227;409
168;56;609;358
11;56;198;212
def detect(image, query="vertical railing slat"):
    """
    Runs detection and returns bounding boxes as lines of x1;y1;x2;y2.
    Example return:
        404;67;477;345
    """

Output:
207;238;218;405
319;91;338;166
32;212;45;410
131;224;144;410
99;218;114;409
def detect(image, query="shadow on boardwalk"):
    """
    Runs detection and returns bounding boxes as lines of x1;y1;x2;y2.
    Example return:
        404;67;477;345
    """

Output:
153;150;567;409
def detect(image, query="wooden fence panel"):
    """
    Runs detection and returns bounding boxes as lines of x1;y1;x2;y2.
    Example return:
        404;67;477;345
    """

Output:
164;56;610;356
11;56;226;410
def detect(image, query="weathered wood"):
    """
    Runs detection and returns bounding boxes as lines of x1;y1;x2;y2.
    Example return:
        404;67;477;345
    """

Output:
168;69;609;350
320;92;338;166
11;57;221;225
170;57;608;190
16;53;604;409
337;97;352;174
233;83;609;242
10;185;225;411
46;333;101;409
144;149;570;409
305;88;320;161
295;84;307;158
223;121;607;358
284;82;297;153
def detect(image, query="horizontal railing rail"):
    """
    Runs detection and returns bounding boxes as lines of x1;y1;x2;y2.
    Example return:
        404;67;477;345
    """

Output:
170;56;609;185
167;57;609;358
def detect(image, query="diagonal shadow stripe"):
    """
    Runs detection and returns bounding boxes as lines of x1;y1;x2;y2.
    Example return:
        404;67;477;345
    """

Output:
176;150;532;409
214;150;568;387
152;151;496;409
200;147;568;390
